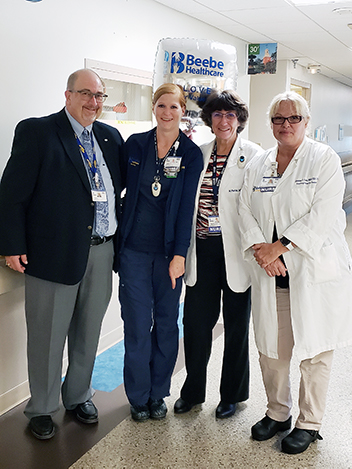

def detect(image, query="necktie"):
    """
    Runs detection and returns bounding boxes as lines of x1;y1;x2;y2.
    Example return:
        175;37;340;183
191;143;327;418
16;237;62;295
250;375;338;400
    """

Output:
81;129;109;237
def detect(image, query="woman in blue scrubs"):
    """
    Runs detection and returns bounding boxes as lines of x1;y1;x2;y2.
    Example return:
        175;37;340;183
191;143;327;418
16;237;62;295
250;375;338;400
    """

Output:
119;83;203;421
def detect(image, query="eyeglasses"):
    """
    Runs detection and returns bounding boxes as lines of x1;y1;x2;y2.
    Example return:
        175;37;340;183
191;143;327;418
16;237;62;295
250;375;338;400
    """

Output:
212;112;237;121
69;89;108;103
271;115;303;125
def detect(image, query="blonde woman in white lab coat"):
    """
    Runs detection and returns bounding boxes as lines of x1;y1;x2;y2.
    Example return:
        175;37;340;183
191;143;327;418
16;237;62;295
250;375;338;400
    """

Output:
239;91;352;454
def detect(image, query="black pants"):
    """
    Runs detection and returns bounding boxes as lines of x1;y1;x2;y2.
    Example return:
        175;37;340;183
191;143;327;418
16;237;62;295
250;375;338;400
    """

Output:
180;236;251;404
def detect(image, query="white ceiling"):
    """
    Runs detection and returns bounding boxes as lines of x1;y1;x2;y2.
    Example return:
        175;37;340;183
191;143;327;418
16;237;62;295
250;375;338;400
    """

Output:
154;0;352;87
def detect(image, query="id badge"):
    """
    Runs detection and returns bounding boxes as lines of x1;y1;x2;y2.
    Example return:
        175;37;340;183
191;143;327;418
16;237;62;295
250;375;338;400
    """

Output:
261;176;280;187
164;156;182;178
208;215;221;234
91;190;107;202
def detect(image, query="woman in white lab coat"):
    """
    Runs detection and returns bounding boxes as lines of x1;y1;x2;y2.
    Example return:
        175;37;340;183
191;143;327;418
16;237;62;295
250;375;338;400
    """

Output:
174;90;263;419
239;91;352;454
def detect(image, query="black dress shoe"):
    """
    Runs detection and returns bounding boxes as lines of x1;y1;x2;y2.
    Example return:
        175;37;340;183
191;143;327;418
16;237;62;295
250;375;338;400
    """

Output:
74;400;99;424
251;415;292;441
130;404;150;422
149;398;167;420
215;402;237;419
174;397;195;414
29;415;55;440
281;427;323;454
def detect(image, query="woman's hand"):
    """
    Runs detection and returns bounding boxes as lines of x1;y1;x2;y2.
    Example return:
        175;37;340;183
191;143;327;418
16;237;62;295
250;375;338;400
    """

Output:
263;258;287;277
169;255;185;289
252;241;288;268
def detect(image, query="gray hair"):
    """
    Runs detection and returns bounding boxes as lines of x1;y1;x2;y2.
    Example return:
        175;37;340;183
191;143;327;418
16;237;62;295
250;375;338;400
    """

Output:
66;69;105;91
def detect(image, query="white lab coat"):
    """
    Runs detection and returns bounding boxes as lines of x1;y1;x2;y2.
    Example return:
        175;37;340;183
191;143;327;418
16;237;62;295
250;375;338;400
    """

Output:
184;136;264;292
239;137;352;360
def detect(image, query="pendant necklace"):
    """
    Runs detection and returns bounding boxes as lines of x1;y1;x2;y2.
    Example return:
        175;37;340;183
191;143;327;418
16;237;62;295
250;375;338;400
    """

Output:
152;130;180;197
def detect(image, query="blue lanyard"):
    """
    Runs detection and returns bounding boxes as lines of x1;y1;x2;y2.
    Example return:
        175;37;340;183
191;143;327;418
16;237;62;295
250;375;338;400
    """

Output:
211;142;231;204
75;132;98;181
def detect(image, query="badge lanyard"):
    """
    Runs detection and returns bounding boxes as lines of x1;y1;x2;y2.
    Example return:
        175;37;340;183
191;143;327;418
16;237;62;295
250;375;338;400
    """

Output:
211;141;232;208
75;133;100;189
207;142;233;234
152;130;181;197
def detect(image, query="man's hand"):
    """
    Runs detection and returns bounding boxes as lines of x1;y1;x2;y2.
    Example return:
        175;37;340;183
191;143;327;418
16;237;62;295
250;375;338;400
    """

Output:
169;255;185;289
5;254;28;273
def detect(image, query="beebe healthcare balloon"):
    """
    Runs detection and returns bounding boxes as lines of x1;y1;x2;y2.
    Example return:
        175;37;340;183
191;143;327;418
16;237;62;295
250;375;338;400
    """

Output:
153;38;238;129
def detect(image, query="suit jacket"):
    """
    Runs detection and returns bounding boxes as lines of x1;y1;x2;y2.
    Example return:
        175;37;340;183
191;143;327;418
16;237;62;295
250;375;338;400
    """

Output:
120;129;203;258
0;108;124;285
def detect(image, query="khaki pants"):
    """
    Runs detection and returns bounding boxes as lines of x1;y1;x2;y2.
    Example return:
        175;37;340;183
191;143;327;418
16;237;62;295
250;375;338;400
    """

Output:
259;287;334;431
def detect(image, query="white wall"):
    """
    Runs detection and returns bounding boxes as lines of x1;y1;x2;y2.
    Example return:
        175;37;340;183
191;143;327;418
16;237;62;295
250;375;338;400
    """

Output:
0;286;29;413
248;60;352;152
309;73;352;153
248;60;287;149
0;0;251;173
0;0;250;415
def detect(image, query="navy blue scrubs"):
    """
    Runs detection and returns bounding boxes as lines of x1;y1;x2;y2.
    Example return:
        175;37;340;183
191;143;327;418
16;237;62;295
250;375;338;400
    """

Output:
119;137;183;406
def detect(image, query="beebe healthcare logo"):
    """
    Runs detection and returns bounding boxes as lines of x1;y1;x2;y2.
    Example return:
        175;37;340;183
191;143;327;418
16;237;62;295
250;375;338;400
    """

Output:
165;51;225;77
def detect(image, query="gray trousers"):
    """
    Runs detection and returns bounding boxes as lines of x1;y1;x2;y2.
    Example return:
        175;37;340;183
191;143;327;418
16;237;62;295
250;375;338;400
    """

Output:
24;240;114;419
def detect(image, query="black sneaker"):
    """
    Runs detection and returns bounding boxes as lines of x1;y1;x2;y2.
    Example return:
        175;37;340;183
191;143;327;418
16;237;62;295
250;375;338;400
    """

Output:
148;398;167;420
130;404;150;422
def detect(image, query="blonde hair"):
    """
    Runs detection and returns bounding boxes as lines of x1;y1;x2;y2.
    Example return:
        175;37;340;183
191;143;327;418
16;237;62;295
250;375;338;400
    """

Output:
268;91;311;125
152;83;186;108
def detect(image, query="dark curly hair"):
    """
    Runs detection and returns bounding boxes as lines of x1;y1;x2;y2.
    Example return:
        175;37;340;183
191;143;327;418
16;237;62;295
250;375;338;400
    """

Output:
201;89;249;134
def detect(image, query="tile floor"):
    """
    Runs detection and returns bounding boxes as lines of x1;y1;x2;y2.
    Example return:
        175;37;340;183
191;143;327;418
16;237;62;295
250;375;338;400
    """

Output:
70;323;352;469
69;214;352;469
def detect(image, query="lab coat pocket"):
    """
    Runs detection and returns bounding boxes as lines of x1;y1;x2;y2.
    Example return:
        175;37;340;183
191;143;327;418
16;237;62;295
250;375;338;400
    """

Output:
223;166;243;196
309;243;341;284
291;184;315;214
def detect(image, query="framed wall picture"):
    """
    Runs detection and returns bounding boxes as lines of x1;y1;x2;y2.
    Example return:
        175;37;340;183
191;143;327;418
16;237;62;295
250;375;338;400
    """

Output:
248;43;277;75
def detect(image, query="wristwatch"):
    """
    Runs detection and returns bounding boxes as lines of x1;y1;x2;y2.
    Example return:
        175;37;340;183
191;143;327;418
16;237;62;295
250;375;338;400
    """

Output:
279;236;294;251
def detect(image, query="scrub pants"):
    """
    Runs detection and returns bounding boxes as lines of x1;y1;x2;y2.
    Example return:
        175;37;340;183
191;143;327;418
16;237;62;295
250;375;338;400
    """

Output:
119;247;182;407
180;236;251;405
259;287;334;430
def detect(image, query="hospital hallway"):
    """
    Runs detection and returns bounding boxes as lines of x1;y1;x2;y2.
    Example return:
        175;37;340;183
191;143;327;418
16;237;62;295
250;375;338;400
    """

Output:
1;214;352;469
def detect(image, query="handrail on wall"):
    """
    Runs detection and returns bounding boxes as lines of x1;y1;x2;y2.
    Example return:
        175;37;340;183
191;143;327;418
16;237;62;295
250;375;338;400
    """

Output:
340;151;352;210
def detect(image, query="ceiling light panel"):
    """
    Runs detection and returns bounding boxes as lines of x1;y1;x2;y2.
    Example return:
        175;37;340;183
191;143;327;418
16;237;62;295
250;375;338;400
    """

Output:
291;0;347;5
199;0;285;9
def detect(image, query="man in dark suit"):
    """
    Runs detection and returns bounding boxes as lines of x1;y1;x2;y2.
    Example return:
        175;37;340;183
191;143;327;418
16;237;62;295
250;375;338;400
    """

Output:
0;69;124;439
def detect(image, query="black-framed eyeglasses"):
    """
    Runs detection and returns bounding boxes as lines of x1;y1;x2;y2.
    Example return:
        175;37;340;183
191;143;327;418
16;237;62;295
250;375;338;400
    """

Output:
69;89;108;103
271;115;303;125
